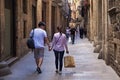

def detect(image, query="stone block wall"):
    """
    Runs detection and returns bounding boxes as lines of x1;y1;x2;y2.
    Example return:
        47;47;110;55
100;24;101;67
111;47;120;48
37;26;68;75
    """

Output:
0;0;37;61
88;0;120;77
103;0;120;76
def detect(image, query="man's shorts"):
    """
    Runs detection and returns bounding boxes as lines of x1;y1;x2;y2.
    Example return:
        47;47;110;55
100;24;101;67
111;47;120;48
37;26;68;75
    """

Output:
34;48;44;59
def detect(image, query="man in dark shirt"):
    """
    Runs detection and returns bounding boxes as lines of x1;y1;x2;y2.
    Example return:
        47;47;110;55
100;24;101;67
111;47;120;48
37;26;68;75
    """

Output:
79;27;84;39
70;28;76;44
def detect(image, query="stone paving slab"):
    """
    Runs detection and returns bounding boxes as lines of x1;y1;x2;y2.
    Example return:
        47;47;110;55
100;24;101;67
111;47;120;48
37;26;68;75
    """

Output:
1;38;120;80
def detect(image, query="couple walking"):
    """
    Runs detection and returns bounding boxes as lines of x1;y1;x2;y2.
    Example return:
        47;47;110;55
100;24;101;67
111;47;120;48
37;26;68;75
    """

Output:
30;22;69;74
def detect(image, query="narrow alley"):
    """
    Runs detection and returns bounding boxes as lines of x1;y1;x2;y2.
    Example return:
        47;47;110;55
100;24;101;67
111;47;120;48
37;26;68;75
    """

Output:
0;0;120;79
1;38;119;80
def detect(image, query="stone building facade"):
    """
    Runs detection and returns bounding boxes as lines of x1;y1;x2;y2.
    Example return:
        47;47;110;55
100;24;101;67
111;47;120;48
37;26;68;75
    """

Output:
88;0;120;76
0;0;70;62
0;0;70;76
0;0;38;76
0;0;38;62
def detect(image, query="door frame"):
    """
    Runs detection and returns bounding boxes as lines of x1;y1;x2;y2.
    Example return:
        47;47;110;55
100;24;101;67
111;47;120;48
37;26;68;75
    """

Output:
4;0;16;58
12;0;16;57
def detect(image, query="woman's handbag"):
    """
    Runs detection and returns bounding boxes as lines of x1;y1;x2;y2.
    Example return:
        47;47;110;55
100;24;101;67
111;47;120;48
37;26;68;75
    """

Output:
27;29;35;49
64;55;75;68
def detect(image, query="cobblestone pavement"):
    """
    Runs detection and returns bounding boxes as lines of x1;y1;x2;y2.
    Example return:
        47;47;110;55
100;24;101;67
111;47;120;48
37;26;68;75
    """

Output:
1;38;120;80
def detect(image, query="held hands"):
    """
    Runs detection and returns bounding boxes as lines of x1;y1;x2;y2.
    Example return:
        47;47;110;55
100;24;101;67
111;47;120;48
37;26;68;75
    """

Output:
48;46;52;51
49;47;52;51
66;50;69;54
48;46;51;51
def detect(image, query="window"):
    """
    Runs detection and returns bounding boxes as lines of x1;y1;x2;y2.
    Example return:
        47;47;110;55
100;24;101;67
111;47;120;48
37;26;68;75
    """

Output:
23;21;27;38
23;0;27;14
32;6;36;28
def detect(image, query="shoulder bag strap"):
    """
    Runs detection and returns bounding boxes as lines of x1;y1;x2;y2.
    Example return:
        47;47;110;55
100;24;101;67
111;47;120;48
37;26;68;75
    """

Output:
55;33;62;45
52;33;62;49
31;29;34;38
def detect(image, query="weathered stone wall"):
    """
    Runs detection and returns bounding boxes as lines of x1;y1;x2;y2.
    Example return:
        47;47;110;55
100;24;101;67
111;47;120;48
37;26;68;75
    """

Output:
88;0;120;77
107;0;120;76
0;0;37;60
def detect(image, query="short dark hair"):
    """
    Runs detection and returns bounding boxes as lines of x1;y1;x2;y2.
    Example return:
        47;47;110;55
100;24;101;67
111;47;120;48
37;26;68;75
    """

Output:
38;22;46;27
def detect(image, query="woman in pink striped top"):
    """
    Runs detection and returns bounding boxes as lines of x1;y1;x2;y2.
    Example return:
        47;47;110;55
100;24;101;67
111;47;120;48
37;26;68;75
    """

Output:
50;26;69;74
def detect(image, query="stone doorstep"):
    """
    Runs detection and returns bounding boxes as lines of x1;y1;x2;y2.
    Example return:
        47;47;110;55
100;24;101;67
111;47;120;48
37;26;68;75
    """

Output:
0;67;11;77
0;62;8;69
0;57;18;77
6;57;19;66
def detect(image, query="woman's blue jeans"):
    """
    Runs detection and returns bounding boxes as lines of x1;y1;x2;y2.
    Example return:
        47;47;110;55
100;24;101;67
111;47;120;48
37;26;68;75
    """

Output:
53;50;64;71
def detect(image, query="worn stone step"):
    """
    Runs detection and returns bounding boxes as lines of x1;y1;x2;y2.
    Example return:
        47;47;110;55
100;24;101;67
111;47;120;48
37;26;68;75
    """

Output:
0;62;8;69
0;67;11;77
6;57;18;66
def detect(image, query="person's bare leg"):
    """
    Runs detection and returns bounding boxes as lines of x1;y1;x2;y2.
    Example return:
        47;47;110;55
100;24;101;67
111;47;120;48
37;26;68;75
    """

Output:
38;58;43;67
35;59;39;67
36;58;42;73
